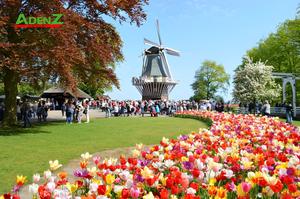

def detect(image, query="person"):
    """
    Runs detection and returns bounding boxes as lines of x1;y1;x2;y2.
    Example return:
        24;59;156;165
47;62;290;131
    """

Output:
141;101;145;117
113;103;119;116
216;102;224;112
155;103;160;116
51;99;55;110
21;100;31;128
105;102;111;118
41;101;48;121
83;100;90;123
16;101;22;121
32;102;37;118
126;103;131;117
75;101;80;122
285;102;293;124
77;103;84;123
261;100;271;116
150;105;157;117
61;102;66;117
65;100;75;124
120;102;125;117
37;102;43;122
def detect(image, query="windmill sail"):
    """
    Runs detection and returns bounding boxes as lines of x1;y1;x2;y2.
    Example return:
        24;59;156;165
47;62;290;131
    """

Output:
156;20;162;45
144;38;160;48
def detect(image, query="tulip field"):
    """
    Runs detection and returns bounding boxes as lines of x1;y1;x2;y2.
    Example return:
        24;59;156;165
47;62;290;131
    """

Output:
1;112;300;198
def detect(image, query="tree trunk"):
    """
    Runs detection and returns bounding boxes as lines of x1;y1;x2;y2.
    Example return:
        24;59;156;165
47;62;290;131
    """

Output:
2;68;18;127
206;82;210;100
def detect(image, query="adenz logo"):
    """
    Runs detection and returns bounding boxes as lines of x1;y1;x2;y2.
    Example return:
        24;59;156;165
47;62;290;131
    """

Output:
15;13;63;28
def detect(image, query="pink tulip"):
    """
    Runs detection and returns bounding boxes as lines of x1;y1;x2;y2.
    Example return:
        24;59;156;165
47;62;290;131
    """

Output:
241;182;251;193
130;187;140;199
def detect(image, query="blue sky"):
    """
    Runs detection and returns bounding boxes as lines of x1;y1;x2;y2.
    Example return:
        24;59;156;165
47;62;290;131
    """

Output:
107;0;299;101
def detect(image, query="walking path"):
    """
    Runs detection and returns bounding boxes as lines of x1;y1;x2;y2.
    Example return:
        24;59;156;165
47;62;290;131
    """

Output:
30;109;106;123
29;109;165;124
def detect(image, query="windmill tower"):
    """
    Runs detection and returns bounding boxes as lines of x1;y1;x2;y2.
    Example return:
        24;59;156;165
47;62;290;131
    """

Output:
132;20;180;100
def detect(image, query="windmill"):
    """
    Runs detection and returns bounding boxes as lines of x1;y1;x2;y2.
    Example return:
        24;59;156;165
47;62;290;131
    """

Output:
132;20;180;100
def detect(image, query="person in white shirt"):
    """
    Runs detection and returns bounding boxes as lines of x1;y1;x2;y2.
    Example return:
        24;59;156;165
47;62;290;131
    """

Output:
262;100;271;116
83;100;90;123
77;104;84;123
113;104;119;116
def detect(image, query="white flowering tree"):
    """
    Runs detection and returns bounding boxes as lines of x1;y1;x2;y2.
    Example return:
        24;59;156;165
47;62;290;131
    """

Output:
233;57;281;106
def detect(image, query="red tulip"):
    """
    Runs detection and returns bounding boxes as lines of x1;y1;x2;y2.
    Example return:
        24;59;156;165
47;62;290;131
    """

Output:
269;180;283;193
190;182;199;191
171;185;179;194
192;168;200;178
97;185;106;195
160;189;169;199
121;188;130;199
288;184;297;193
12;195;20;199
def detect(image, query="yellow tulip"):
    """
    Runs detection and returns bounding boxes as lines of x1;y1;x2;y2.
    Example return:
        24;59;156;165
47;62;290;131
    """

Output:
181;156;188;162
105;174;115;184
143;192;155;199
105;185;112;196
236;184;246;197
81;152;92;160
170;195;178;199
132;149;141;158
209;178;216;186
66;183;78;193
141;166;154;179
16;175;27;185
216;187;227;199
136;143;144;150
49;160;62;171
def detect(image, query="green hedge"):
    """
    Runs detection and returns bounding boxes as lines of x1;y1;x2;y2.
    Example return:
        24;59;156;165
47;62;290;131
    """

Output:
174;114;213;127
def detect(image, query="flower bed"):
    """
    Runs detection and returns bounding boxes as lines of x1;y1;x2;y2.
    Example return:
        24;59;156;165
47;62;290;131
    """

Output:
1;111;300;199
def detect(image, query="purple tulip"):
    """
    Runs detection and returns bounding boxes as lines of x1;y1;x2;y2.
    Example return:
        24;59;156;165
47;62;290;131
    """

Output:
74;169;89;178
183;161;193;170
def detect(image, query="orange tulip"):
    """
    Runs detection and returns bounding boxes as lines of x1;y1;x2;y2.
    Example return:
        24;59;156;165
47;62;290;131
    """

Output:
58;171;67;179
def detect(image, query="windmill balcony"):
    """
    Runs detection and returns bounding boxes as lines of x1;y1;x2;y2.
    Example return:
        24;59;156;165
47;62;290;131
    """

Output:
132;76;178;85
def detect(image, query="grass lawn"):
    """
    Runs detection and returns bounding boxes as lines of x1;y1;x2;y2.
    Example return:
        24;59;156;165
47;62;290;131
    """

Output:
279;118;300;127
293;120;300;127
0;117;207;193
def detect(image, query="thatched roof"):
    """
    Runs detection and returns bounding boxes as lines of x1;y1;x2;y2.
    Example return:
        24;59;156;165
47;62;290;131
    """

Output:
97;95;111;100
40;87;92;99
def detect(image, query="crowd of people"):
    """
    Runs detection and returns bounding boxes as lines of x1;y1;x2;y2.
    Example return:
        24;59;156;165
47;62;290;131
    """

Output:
0;98;92;127
62;99;90;124
239;100;294;123
0;97;297;127
0;99;51;128
100;100;226;118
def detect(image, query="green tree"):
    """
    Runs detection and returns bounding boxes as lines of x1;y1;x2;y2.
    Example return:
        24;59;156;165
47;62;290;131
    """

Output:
191;60;230;101
233;57;281;107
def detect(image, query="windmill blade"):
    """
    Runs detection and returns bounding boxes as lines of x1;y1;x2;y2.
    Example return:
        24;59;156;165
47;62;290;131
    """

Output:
165;47;180;56
138;52;144;58
144;38;160;48
156;20;162;45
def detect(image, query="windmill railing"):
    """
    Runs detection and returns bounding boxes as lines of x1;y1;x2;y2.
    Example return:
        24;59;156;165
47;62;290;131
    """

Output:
132;76;178;84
